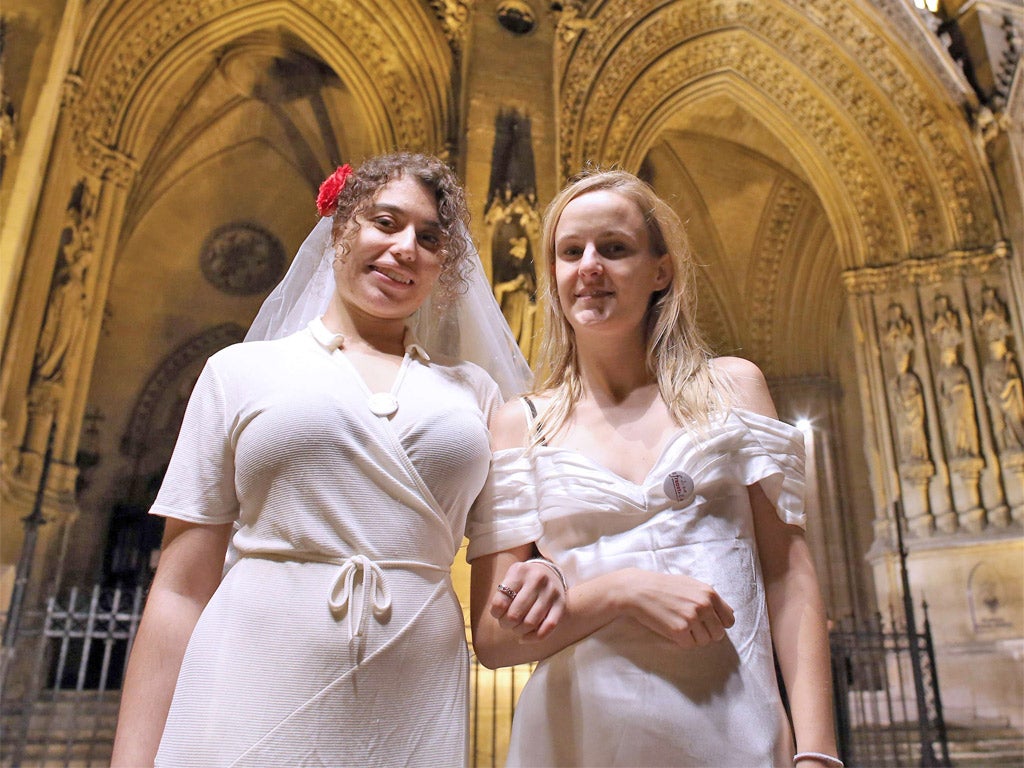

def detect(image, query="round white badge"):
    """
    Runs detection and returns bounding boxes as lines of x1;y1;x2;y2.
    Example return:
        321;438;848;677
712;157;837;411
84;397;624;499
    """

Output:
662;471;695;505
367;392;399;417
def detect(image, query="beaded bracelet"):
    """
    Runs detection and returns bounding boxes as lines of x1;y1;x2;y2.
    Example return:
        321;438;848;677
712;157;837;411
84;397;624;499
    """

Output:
525;557;568;592
793;752;844;767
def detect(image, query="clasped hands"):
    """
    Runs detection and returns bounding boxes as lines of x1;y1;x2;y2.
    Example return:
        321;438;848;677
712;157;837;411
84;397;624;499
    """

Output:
489;564;735;648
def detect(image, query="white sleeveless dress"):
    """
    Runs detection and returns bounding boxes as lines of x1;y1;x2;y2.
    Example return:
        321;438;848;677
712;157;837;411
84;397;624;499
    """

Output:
467;409;806;767
151;319;500;767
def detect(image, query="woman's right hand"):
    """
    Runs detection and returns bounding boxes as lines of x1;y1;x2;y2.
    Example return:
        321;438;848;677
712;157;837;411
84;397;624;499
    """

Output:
488;558;567;640
616;568;735;648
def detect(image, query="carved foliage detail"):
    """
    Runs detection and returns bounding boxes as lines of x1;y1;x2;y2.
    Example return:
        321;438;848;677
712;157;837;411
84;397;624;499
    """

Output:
747;179;802;373
558;0;993;256
73;0;442;167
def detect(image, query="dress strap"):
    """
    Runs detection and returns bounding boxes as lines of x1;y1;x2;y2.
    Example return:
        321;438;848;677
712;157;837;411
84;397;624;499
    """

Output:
519;396;547;445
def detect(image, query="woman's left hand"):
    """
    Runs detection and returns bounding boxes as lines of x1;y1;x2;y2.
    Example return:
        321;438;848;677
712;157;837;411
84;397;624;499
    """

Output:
489;559;566;640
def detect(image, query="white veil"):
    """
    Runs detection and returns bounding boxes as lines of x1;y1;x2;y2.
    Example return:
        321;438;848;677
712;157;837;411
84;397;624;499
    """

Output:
245;217;533;400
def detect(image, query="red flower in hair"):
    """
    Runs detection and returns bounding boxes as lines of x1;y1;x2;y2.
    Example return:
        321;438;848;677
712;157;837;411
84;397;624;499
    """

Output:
316;164;354;217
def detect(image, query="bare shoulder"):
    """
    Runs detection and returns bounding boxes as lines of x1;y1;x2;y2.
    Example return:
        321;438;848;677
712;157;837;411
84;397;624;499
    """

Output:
713;356;778;419
489;398;531;451
489;392;555;450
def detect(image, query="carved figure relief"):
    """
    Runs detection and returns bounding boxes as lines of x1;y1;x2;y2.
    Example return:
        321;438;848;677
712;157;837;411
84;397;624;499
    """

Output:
978;287;1024;451
486;109;541;362
884;303;930;462
929;295;981;459
552;1;594;46
33;181;97;385
0;18;14;182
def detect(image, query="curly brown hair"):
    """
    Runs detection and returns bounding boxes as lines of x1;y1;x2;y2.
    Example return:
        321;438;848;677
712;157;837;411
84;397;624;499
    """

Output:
330;153;471;304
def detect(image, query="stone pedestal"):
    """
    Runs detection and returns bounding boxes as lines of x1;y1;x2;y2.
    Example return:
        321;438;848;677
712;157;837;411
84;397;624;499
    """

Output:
900;461;937;536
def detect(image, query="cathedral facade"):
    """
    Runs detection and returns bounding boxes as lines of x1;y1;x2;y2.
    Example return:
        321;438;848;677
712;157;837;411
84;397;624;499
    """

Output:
2;0;1022;747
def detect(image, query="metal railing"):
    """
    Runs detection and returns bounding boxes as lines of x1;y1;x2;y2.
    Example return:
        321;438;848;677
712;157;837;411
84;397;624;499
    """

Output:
830;609;950;767
0;584;531;768
1;585;143;767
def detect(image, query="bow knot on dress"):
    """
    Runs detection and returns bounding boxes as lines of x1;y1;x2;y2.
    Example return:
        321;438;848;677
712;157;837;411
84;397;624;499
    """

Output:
329;554;393;640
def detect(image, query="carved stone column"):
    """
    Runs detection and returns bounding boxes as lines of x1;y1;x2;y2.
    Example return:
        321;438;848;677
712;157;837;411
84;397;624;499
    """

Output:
772;377;868;619
1;73;136;694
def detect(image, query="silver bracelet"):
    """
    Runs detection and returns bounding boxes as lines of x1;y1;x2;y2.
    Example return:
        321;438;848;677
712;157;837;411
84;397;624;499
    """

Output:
525;557;567;592
793;752;843;767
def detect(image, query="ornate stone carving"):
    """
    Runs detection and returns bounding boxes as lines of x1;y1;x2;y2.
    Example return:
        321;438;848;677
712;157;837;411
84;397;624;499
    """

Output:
871;0;969;101
487;195;541;362
884;303;931;465
33;181;97;386
426;0;473;51
496;1;537;35
76;0;445;160
747;180;801;373
881;301;937;534
558;0;996;256
978;286;1024;452
199;223;286;296
485;108;541;363
925;293;988;530
551;1;593;48
842;244;1008;295
0;18;15;182
929;295;981;460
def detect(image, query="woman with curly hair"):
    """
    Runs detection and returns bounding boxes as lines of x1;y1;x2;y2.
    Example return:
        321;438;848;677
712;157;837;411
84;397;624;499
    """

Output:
112;153;555;767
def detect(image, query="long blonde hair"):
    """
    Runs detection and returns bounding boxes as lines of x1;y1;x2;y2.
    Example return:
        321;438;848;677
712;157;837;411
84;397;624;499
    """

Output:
532;169;731;441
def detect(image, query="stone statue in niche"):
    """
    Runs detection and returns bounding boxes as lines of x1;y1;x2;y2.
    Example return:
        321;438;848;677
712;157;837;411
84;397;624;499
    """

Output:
929;294;963;351
33;181;96;385
0;19;14;182
935;350;982;458
486;108;541;362
978;287;1024;451
929;295;981;459
493;233;534;338
884;303;930;462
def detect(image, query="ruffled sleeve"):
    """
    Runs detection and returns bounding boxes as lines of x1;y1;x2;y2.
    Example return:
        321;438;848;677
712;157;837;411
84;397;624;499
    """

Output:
465;448;542;560
149;358;239;525
730;410;807;529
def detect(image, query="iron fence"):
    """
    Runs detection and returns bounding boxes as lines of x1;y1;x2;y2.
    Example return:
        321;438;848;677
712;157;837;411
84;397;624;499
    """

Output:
830;611;951;767
0;583;533;768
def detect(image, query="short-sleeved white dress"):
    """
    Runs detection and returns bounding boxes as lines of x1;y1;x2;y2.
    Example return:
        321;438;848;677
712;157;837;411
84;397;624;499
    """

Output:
466;408;806;768
151;319;500;767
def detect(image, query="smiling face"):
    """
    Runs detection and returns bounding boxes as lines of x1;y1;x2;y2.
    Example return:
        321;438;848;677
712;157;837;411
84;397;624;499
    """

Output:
553;189;672;340
330;174;445;326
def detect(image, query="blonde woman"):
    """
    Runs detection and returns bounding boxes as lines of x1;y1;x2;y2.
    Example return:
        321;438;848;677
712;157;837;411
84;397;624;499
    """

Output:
468;170;839;768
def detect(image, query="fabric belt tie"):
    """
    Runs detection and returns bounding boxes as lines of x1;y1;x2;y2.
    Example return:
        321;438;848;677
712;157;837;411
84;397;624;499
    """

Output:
326;554;448;642
329;555;391;641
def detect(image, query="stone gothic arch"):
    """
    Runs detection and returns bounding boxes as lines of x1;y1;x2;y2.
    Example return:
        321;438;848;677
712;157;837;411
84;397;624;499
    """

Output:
557;0;1001;266
0;0;460;597
69;0;455;164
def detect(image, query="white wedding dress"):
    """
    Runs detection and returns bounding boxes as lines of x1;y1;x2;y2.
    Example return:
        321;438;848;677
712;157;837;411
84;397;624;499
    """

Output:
467;408;806;768
153;319;501;767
